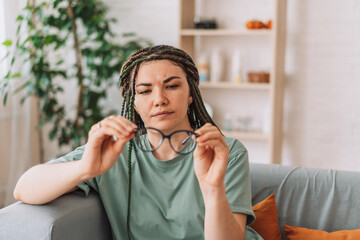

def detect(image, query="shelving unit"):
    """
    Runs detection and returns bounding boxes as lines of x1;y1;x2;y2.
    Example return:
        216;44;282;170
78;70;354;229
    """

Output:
178;0;287;164
181;29;272;36
200;82;270;90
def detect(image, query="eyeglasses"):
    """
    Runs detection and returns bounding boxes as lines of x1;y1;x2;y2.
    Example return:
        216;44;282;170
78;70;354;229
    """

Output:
133;127;199;155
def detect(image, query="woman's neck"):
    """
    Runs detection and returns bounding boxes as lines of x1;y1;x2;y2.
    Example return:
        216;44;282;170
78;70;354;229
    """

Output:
152;141;179;161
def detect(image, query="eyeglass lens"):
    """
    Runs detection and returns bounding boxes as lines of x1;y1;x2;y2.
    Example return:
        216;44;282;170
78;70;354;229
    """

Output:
133;128;197;154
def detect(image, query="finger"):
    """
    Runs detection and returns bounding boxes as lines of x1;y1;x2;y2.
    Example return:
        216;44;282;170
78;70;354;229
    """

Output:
196;128;228;148
193;144;212;178
195;124;220;138
89;124;132;147
104;115;137;131
197;139;229;159
101;118;135;137
111;132;135;156
195;123;214;133
90;121;102;133
194;140;208;157
89;115;137;137
196;129;222;142
198;139;228;167
112;115;138;131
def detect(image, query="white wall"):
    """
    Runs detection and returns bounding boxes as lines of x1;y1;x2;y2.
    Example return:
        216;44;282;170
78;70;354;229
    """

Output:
105;0;179;47
282;0;360;170
42;0;360;171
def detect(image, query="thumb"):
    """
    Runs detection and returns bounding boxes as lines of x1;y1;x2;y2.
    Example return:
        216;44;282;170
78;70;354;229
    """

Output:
193;143;207;159
112;134;133;156
193;144;211;177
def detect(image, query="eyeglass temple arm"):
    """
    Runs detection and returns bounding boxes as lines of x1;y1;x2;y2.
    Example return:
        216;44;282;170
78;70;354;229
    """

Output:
181;133;199;145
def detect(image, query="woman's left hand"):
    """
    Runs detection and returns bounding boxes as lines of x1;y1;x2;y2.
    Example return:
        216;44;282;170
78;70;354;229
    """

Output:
193;123;230;188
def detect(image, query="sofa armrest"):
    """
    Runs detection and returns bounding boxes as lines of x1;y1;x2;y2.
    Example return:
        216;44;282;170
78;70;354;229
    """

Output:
0;190;112;240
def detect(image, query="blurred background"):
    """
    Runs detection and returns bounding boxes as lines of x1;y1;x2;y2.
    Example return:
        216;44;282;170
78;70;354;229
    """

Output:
0;0;359;208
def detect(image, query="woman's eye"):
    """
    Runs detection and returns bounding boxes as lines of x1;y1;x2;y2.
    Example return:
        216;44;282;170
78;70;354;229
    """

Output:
167;84;179;89
138;90;151;95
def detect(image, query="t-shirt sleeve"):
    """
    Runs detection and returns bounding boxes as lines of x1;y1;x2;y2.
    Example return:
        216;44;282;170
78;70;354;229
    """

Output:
46;145;99;196
224;138;255;225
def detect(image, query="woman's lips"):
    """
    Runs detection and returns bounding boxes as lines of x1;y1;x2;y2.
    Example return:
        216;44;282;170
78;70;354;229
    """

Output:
152;111;174;118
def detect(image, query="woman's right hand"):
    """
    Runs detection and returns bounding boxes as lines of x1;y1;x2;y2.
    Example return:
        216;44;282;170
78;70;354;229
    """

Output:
80;115;137;179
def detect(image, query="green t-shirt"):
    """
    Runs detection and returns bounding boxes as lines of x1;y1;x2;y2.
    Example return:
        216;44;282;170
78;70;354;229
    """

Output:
48;137;262;240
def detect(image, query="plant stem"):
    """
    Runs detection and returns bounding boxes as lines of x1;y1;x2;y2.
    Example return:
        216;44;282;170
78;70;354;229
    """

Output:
29;0;44;163
36;98;45;163
67;1;84;128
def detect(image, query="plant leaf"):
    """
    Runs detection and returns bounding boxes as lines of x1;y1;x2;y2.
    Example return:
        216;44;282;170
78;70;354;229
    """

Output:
10;72;21;78
3;93;8;105
55;59;64;65
16;15;24;21
14;81;31;94
0;52;10;62
49;127;58;139
2;40;12;46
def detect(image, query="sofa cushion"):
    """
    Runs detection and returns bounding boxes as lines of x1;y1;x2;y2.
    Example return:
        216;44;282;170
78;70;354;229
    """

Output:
250;194;282;240
250;163;360;236
284;225;360;240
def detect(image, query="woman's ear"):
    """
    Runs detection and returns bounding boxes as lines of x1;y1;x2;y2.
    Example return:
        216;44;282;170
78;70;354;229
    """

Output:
188;95;193;106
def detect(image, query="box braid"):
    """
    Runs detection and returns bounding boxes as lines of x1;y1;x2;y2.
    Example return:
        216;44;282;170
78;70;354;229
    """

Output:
118;45;219;239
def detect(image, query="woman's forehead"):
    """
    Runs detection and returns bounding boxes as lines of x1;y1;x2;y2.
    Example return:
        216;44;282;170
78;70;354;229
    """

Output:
136;60;186;82
139;59;182;71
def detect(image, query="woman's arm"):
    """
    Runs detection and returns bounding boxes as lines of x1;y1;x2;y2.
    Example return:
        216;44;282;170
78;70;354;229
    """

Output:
199;182;246;240
14;116;137;205
14;160;85;205
194;123;246;240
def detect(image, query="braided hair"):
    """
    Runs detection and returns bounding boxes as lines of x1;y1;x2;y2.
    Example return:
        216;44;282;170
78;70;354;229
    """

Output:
118;45;217;239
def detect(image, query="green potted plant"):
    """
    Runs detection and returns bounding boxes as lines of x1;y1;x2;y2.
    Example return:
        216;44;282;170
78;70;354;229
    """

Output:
1;0;151;162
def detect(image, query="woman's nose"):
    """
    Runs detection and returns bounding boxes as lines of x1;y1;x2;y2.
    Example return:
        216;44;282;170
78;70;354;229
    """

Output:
153;89;168;106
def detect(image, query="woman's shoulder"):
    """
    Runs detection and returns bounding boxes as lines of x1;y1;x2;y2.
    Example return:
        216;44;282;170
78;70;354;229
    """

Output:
47;145;86;164
223;137;247;154
223;137;249;167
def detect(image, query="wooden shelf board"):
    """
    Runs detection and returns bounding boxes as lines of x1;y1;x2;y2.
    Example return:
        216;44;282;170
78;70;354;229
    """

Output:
222;130;269;141
181;29;273;36
199;82;270;90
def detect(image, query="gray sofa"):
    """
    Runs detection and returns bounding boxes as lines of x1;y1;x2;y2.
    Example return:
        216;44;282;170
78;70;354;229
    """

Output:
1;163;360;240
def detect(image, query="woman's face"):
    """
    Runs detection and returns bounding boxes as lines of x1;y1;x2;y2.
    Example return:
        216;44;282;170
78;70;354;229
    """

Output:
134;60;193;134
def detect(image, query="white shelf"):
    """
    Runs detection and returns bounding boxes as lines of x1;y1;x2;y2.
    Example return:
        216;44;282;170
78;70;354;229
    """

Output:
179;0;287;163
181;29;273;36
222;130;269;141
199;82;270;90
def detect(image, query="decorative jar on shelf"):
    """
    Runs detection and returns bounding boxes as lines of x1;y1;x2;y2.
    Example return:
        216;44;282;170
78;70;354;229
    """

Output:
231;49;243;83
248;71;270;83
197;54;209;82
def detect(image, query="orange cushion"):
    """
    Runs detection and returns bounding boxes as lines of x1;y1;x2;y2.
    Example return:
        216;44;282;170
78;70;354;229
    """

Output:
284;225;360;240
250;194;282;240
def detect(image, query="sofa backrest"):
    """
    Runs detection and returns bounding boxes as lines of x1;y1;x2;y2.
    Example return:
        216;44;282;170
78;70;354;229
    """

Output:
250;163;360;236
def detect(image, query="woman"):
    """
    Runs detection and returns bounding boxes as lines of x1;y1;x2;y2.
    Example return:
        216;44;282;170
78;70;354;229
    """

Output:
14;45;262;240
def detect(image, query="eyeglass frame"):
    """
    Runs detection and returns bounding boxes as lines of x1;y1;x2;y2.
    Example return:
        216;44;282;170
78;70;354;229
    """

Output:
132;127;199;155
